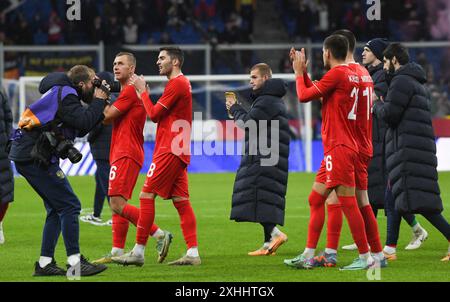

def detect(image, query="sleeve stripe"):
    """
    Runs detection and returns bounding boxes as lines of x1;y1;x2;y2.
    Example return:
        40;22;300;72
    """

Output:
157;102;168;109
311;81;323;95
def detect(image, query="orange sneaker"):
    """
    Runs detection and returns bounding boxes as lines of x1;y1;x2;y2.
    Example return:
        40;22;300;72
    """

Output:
268;232;288;254
248;248;274;256
383;251;397;261
440;253;449;262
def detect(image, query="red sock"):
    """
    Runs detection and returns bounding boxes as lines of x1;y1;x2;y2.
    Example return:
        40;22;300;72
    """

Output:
0;203;9;222
387;244;397;248
326;203;343;250
121;203;160;235
306;190;326;249
173;200;197;248
360;204;383;253
121;204;140;226
112;213;129;249
339;196;370;254
136;198;155;246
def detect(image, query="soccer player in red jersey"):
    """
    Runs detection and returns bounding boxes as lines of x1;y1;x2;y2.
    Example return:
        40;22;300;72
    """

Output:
311;30;386;268
283;35;375;270
112;47;200;266
93;52;172;265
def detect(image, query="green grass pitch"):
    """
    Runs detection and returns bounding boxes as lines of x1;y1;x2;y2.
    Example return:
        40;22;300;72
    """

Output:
0;172;449;282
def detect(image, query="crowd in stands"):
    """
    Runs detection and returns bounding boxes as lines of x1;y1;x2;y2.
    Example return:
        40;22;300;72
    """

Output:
0;0;449;117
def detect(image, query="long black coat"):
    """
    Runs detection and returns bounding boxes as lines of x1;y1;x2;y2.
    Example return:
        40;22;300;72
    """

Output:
229;79;290;225
373;63;443;214
0;90;14;203
367;63;388;209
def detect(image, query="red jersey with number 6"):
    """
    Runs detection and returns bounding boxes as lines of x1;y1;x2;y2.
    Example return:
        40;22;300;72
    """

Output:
349;62;374;157
296;64;359;154
110;84;146;166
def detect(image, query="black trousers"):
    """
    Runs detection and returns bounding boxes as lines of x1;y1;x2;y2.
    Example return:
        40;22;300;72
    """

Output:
93;159;110;218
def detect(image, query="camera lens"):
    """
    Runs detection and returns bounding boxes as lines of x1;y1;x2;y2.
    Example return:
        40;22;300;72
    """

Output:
67;147;82;163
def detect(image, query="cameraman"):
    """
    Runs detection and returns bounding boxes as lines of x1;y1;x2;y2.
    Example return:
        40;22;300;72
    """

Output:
9;65;109;277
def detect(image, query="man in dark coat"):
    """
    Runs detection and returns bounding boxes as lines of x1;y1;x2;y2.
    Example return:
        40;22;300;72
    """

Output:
0;88;13;244
80;72;115;226
373;43;450;261
9;65;109;275
226;63;290;256
342;38;428;254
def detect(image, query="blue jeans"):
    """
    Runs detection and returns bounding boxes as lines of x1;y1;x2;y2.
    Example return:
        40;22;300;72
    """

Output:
15;161;81;257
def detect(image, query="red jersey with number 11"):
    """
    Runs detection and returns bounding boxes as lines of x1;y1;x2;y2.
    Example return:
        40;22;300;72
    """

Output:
349;62;374;157
296;64;359;154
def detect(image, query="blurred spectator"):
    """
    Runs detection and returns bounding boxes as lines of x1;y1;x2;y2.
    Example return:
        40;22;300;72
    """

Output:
14;14;32;45
47;11;64;45
343;1;366;40
236;0;256;34
294;0;313;42
159;31;174;44
195;0;216;21
90;16;105;44
123;16;138;44
104;16;123;45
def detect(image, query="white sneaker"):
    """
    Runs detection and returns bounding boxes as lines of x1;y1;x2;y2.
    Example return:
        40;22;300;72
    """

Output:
342;243;357;250
0;222;4;244
80;214;104;226
105;219;112;226
405;227;428;250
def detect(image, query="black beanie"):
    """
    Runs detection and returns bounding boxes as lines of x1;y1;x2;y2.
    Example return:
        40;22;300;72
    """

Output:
365;38;389;61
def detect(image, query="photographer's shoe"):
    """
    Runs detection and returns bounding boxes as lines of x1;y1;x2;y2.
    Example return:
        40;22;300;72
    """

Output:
33;259;66;276
66;255;107;277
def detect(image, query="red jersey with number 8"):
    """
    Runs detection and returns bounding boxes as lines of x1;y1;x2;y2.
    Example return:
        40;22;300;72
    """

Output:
296;64;359;153
349;62;374;157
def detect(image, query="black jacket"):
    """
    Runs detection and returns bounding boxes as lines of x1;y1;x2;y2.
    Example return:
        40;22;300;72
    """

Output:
0;90;13;203
9;72;106;163
88;123;112;161
373;63;443;214
367;63;388;209
229;79;290;225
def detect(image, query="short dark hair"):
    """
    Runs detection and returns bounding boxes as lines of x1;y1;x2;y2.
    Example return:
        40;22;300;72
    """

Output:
115;52;136;66
67;65;94;86
332;29;356;52
323;34;348;61
160;46;184;68
383;42;410;65
251;63;272;78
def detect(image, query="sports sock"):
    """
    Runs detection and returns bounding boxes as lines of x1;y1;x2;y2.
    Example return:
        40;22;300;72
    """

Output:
121;204;140;226
38;256;52;268
302;248;315;258
410;217;418;228
136;198;155;246
151;228;164;238
271;227;282;238
360;204;383;253
383;245;396;254
112;213;129;249
111;247;124;256
132;244;145;257
173;200;198;248
67;253;80;266
325;248;337;254
0;203;9;222
339;196;370;255
187;247;199;257
306;190;326;249
326;203;343;250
